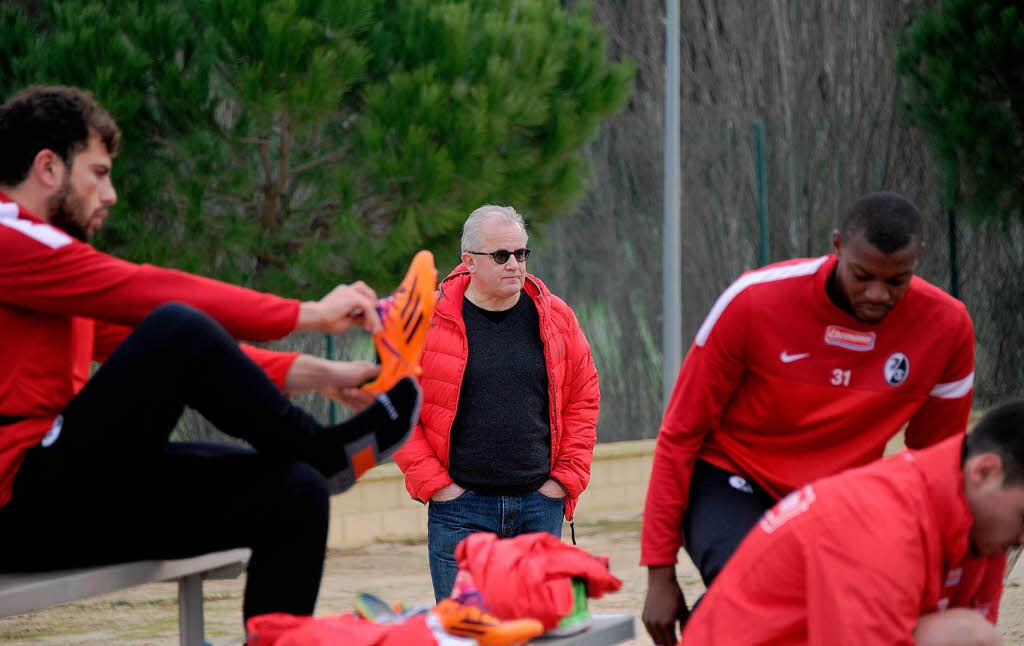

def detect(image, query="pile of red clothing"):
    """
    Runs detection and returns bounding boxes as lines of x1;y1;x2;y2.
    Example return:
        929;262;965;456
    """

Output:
247;612;441;646
454;531;622;630
246;532;622;644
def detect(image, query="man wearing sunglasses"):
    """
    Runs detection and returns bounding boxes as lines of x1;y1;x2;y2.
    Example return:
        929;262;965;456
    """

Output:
394;204;600;601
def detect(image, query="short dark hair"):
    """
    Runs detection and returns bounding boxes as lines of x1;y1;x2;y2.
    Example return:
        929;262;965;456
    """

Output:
965;400;1024;485
839;192;923;254
0;85;121;186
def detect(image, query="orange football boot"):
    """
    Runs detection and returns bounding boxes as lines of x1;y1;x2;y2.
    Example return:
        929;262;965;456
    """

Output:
362;250;437;393
433;598;544;645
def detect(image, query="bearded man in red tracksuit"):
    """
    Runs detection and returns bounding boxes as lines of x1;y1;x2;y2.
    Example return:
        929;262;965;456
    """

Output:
681;400;1024;646
641;192;976;645
393;205;600;601
0;86;422;624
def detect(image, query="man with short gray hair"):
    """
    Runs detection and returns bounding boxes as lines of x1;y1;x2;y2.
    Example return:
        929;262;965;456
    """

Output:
394;204;601;600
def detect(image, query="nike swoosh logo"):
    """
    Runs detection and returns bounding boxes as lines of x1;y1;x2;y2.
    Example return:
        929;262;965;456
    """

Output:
780;351;811;363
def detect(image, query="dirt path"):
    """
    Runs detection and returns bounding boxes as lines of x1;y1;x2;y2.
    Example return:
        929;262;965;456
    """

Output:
3;518;1023;644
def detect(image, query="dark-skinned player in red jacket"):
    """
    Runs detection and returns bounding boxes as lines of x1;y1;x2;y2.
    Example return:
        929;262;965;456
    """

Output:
642;192;975;645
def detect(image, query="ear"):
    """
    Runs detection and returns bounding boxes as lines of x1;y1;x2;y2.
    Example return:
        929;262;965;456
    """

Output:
911;236;926;259
965;453;1005;491
462;252;477;274
31;149;66;190
832;230;842;255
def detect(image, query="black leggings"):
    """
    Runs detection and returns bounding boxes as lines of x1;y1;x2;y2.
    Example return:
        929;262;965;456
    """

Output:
0;303;333;621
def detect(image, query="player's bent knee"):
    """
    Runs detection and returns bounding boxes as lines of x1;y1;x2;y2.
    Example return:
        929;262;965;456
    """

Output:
140;302;218;339
139;302;237;356
914;609;1003;646
146;301;204;325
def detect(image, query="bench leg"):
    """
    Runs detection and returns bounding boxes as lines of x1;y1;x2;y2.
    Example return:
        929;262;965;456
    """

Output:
178;574;205;646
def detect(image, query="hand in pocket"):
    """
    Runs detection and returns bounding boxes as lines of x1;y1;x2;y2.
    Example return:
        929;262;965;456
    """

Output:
431;483;466;502
538;479;566;499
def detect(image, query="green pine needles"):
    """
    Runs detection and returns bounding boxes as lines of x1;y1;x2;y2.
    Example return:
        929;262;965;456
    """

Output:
896;0;1024;223
0;0;634;296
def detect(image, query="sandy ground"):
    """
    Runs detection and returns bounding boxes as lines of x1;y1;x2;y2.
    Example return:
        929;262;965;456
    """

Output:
3;516;1024;645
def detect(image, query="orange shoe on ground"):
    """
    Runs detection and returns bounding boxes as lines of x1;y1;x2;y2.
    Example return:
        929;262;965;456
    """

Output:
362;250;437;394
433;598;544;646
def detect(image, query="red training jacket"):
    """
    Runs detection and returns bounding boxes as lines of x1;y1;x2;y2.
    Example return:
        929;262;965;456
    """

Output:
393;265;600;520
0;196;301;509
681;434;1005;645
642;255;975;565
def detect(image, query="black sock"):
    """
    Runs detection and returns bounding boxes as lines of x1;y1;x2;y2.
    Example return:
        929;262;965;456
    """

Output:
308;377;422;490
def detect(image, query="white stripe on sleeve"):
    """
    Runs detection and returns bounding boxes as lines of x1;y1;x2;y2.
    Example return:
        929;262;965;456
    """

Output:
0;205;73;250
929;372;974;399
696;256;829;347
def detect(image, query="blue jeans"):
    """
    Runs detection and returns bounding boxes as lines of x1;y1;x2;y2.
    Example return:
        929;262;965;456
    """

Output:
427;489;564;601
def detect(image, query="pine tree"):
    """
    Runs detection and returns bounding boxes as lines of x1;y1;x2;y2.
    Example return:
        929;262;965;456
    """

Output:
0;0;634;296
896;0;1024;223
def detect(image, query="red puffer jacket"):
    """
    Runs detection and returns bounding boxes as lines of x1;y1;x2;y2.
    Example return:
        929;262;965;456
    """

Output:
393;265;600;520
455;532;623;630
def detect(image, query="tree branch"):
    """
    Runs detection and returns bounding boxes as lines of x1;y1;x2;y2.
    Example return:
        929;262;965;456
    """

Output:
241;136;274;196
289;147;349;178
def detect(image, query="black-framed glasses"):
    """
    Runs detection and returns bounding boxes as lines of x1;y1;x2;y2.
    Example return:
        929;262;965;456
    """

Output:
467;247;532;264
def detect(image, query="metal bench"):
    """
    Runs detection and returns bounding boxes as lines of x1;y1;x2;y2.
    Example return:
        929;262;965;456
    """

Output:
0;548;251;646
532;614;635;645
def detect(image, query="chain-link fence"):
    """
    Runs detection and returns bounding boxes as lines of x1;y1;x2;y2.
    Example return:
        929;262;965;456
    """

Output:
179;0;1023;446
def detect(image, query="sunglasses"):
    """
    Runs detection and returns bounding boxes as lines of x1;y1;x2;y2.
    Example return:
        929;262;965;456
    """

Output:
467;248;532;264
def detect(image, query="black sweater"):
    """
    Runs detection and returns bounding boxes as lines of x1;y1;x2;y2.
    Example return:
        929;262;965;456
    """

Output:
448;293;551;495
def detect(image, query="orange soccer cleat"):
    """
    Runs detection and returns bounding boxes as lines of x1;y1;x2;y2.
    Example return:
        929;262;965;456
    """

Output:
362;250;438;394
433;598;544;646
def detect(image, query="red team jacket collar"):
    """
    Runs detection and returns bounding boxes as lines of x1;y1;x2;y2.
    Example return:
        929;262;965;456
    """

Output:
0;191;43;223
0;191;17;216
435;263;548;321
812;253;920;329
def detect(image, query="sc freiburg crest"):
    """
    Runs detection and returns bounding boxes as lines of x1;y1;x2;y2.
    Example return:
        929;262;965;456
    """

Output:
884;352;910;387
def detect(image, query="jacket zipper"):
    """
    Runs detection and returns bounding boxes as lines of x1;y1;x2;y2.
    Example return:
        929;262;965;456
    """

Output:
529;278;560;464
435;276;471;471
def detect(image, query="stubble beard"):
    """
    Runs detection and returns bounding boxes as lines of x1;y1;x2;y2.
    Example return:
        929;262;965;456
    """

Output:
46;175;91;242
